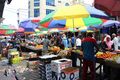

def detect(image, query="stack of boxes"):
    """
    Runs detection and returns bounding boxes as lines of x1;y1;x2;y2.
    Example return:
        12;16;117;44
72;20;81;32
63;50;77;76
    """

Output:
51;58;72;80
38;55;60;80
61;67;79;80
8;49;21;64
38;55;79;80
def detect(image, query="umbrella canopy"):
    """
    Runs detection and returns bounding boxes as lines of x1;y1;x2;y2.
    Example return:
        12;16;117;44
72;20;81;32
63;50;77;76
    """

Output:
6;30;15;34
0;25;8;29
93;20;120;28
102;20;120;27
17;27;24;32
53;4;89;20
40;4;108;24
0;25;17;30
94;0;120;16
40;16;104;28
35;28;40;33
19;20;39;29
65;16;103;28
0;29;6;35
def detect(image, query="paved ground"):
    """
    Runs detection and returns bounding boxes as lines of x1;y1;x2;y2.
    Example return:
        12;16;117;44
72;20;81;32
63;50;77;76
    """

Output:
0;58;103;80
0;59;40;80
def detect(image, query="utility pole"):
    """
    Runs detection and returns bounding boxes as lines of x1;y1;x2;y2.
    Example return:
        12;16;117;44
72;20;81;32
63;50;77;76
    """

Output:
17;9;20;25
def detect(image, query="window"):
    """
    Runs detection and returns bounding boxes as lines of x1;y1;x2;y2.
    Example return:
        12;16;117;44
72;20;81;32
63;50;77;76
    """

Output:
58;1;61;3
65;3;69;6
34;3;39;7
46;9;54;15
34;9;40;17
34;0;39;2
46;0;55;6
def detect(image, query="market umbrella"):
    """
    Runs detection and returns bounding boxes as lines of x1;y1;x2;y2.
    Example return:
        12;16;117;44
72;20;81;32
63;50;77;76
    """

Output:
6;30;15;34
94;20;120;28
101;20;120;27
48;28;60;33
0;24;17;30
40;16;104;28
40;4;108;24
35;28;40;33
0;29;6;35
94;0;120;16
19;19;39;32
16;27;25;32
38;26;48;31
40;19;66;28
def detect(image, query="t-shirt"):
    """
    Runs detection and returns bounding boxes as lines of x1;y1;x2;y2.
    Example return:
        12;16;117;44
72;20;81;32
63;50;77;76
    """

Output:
76;38;81;47
112;37;118;50
81;37;97;61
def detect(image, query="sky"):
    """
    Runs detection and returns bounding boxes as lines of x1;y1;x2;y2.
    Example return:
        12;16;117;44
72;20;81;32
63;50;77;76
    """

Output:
2;0;94;28
3;0;28;28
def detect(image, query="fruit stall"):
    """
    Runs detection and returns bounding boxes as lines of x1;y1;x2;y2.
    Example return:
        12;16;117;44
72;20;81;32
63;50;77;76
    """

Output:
96;51;120;68
19;42;43;56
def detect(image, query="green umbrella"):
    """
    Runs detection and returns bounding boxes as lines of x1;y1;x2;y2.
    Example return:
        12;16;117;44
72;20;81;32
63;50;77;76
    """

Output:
39;26;48;31
0;25;8;29
6;30;15;34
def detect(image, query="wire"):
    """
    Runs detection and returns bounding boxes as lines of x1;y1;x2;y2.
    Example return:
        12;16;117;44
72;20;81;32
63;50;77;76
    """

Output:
5;9;28;16
5;7;28;13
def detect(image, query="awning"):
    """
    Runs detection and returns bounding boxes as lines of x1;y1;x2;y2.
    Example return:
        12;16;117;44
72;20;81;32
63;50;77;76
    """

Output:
94;0;120;16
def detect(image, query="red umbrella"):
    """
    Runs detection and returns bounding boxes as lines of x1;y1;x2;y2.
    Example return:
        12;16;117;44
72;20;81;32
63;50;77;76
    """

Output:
0;30;6;35
94;0;120;16
17;27;25;32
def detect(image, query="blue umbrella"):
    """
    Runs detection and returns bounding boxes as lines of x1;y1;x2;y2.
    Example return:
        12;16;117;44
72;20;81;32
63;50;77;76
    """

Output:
93;20;120;28
101;20;120;27
19;20;39;32
48;20;66;28
85;4;109;19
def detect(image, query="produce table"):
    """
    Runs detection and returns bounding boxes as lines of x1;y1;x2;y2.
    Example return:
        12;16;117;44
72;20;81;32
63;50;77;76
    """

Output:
20;45;42;56
69;50;120;80
95;52;120;80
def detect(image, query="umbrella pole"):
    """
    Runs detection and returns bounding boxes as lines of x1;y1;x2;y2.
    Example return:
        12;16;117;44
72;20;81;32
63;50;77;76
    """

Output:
72;18;75;36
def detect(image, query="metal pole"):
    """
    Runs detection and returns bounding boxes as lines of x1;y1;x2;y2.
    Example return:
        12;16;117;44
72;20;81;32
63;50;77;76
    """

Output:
17;9;20;25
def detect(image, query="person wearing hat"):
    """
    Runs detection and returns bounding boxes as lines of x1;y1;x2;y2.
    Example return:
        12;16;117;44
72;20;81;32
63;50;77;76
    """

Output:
112;33;118;51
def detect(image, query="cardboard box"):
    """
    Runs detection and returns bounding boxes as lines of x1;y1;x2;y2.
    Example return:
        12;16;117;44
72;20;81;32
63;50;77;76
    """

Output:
61;67;79;80
38;55;60;80
52;71;61;80
51;59;72;73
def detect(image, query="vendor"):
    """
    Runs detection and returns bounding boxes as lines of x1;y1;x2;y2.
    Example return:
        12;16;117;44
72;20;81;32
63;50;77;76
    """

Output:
42;35;50;55
101;36;114;52
112;33;118;51
101;36;114;80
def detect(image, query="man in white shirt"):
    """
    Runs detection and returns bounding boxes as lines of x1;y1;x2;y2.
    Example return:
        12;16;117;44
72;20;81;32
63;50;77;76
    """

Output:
76;36;81;49
112;33;118;51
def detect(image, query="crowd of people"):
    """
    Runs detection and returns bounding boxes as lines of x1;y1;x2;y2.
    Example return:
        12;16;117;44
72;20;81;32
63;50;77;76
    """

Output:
0;30;120;80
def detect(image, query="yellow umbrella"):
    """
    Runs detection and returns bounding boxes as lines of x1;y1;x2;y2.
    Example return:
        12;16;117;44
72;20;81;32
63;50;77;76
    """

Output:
40;4;89;24
53;4;89;20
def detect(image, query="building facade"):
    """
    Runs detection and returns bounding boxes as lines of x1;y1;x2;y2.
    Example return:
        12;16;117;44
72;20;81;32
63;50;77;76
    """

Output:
28;0;80;19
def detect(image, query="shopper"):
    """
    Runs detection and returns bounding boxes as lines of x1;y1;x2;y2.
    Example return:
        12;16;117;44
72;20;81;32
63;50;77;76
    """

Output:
112;33;118;51
62;34;68;49
42;35;50;55
76;35;81;49
71;35;76;47
81;32;99;80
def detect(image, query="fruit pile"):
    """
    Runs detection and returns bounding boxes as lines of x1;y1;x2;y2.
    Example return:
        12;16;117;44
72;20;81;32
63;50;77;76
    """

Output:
35;45;43;49
50;46;60;53
96;52;116;59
